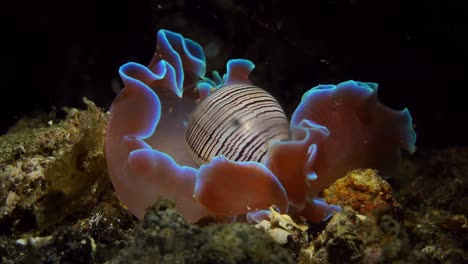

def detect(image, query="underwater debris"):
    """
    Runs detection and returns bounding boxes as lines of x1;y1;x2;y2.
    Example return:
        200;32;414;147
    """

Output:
255;206;308;245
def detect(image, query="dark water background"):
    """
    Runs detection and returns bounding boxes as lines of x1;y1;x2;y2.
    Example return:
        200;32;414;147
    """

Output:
3;0;467;147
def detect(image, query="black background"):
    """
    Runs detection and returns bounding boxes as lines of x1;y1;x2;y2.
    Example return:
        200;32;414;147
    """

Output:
3;0;467;148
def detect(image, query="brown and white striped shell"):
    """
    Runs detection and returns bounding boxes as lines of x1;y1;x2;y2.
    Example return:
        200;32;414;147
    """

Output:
185;84;289;165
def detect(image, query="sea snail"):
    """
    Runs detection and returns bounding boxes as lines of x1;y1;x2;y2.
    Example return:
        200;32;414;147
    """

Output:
185;83;289;165
105;29;417;223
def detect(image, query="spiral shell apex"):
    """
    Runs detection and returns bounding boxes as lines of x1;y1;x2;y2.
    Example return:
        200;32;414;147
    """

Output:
185;84;290;165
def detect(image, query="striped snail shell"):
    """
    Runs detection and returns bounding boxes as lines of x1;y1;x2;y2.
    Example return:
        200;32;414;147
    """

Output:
185;83;290;166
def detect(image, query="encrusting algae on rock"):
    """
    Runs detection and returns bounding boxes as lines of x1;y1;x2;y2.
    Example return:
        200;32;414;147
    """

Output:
298;169;409;263
0;98;464;263
0;101;416;263
323;169;402;218
0;98;109;231
108;200;296;264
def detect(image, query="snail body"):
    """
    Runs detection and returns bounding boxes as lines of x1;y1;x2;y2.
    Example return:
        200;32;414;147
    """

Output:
185;84;289;165
106;29;417;224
